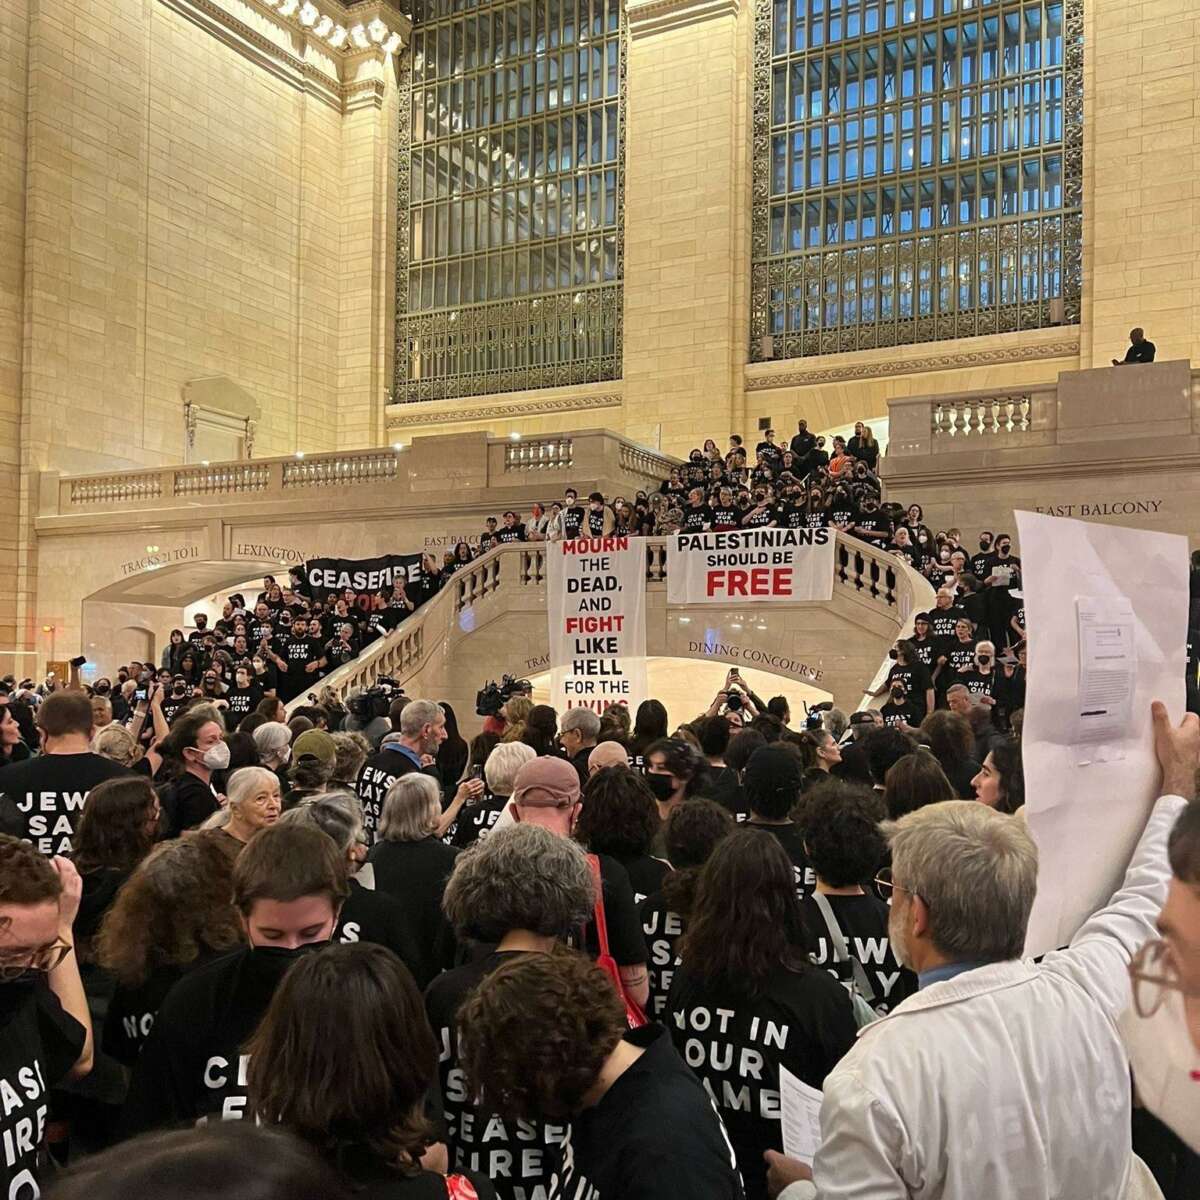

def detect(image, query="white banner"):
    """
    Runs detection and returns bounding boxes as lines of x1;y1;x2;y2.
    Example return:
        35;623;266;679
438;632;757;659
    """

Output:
1017;510;1187;956
547;535;647;716
666;528;836;605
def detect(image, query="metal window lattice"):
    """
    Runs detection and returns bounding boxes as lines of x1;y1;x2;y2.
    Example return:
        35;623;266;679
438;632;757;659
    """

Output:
750;0;1082;360
394;0;626;402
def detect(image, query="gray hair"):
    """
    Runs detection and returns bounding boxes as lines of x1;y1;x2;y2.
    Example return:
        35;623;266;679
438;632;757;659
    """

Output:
442;824;594;941
278;791;364;855
399;699;442;736
823;707;849;740
253;721;292;764
559;707;600;739
884;800;1037;962
378;772;441;842
226;767;280;814
484;741;536;797
92;724;137;767
330;731;370;785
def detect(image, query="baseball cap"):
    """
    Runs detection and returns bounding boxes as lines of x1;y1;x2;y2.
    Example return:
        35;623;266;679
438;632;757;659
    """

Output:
292;729;336;765
512;757;581;808
849;710;876;726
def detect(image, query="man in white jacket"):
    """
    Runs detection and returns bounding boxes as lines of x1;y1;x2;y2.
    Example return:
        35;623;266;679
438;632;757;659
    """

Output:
769;700;1195;1200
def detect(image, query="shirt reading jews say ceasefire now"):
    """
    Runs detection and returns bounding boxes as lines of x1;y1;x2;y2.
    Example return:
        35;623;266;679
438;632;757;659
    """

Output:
0;754;132;854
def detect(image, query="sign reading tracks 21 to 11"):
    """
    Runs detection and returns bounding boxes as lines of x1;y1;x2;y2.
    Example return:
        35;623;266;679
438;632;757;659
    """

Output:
547;536;647;715
666;528;836;604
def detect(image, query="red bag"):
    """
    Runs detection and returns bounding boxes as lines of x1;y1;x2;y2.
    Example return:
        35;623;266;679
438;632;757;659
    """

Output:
588;854;647;1029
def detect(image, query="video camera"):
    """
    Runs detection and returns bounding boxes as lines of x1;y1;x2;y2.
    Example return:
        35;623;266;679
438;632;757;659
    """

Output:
347;675;403;722
804;700;834;730
475;674;532;717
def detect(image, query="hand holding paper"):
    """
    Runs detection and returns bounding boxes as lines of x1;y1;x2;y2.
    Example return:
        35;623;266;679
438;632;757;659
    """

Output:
778;1065;823;1165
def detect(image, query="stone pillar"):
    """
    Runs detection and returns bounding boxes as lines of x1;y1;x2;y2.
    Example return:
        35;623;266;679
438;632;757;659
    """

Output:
621;0;752;455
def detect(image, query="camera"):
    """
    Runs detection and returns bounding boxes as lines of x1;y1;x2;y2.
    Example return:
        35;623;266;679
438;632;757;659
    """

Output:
475;674;531;717
804;700;833;730
348;675;403;722
725;691;743;712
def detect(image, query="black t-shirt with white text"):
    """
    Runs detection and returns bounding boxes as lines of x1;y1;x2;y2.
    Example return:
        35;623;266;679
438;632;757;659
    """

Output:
826;502;857;529
944;638;979;675
0;753;132;854
741;505;774;529
680;504;714;534
880;700;923;729
0;982;85;1199
104;963;192;1069
800;892;916;1015
743;822;815;901
929;606;967;641
444;792;509;849
425;951;570;1200
908;636;938;671
223;684;263;720
958;668;997;698
667;965;855;1200
710;505;741;531
641;890;685;1022
495;525;526;545
561;506;586;538
584;508;609;537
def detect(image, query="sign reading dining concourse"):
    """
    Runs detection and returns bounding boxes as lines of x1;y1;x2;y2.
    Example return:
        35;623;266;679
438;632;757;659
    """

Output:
666;528;836;605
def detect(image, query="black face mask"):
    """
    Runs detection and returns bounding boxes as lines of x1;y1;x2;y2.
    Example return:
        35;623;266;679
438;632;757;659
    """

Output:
980;539;992;550
891;689;906;702
644;772;676;802
998;544;1010;555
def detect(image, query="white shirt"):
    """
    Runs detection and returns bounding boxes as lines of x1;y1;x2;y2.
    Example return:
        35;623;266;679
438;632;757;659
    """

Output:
786;794;1183;1200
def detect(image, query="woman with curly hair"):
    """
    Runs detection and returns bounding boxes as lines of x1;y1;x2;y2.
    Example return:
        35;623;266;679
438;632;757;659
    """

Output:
640;799;733;1021
70;776;161;954
597;701;631;747
576;766;670;903
248;942;496;1199
426;824;595;1200
458;948;743;1200
643;737;710;824
97;834;242;1067
499;695;534;744
667;829;857;1200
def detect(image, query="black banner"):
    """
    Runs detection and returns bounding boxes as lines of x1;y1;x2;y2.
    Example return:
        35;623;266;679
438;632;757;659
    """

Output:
304;554;424;607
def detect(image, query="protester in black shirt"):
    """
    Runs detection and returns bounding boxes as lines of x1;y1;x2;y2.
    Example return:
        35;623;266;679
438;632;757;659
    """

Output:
879;640;934;717
561;488;586;539
641;799;733;1021
969;532;994;580
121;823;349;1133
576;767;670;904
0;691;132;855
224;663;264;721
269;615;325;703
495;510;526;545
958;639;999;700
908;612;939;672
928;587;967;642
789;419;816;461
98;834;242;1068
0;838;93;1199
853;494;892;545
247;941;496;1199
880;680;923;730
644;737;710;830
461;948;745;1200
428;824;596;1199
159;709;228;837
709;486;741;532
939;616;979;682
741;489;775;528
680;486;714;534
668;830;856;1199
324;623;359;669
797;781;916;1014
740;746;814;898
1112;326;1156;365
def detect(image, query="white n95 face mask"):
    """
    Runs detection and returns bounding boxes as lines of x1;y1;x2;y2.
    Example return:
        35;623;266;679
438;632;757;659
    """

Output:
1119;989;1200;1152
202;741;231;771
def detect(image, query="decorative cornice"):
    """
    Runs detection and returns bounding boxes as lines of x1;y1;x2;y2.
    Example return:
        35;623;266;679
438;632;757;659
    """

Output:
387;392;623;430
627;0;740;35
744;336;1081;391
158;0;408;112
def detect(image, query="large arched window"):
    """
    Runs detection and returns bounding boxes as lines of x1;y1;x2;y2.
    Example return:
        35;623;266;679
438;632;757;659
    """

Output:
395;0;624;403
750;0;1082;360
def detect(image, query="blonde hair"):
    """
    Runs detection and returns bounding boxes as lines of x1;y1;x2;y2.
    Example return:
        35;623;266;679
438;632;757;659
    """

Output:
501;696;534;743
92;724;138;768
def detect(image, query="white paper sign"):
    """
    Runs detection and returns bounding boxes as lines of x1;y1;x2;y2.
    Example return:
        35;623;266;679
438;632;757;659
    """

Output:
778;1065;823;1166
1017;510;1187;957
666;528;835;605
547;535;647;716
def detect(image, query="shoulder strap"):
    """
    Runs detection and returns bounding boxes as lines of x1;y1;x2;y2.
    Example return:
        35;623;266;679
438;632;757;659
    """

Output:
587;854;611;959
812;892;876;1003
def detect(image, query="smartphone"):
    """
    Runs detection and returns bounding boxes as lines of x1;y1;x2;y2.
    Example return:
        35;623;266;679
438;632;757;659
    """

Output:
70;655;87;668
134;688;148;703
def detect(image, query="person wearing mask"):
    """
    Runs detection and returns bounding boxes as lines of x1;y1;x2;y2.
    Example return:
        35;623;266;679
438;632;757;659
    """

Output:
277;794;427;986
251;720;293;799
877;641;934;718
461;948;745;1200
958;639;999;699
446;740;533;849
852;493;892;546
1113;326;1156;365
503;757;648;1010
641;799;734;1022
0;838;94;1198
98;835;242;1069
427;825;596;1198
247;942;496;1199
0;692;132;855
767;701;1193;1200
121;822;349;1133
356;699;445;842
971;738;1024;814
644;737;709;827
798;780;916;1014
576;767;670;904
969;532;994;580
879;680;923;731
367;774;461;984
740;745;813;897
667;830;856;1199
223;663;263;722
559;706;600;786
981;533;1021;644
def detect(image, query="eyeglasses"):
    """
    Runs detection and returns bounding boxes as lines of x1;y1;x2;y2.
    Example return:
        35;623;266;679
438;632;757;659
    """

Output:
1129;938;1200;1018
874;869;927;908
0;938;73;982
